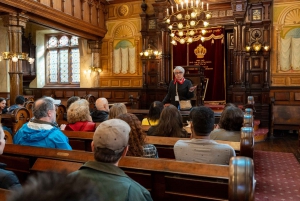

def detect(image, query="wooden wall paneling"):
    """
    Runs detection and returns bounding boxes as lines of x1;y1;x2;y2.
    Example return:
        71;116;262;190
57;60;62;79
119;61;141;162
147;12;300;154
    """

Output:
77;91;87;98
43;89;53;97
65;91;75;98
54;91;64;98
73;0;81;19
232;92;245;105
274;92;290;101
114;91;126;99
100;91;112;99
87;91;99;98
250;72;263;88
295;92;300;101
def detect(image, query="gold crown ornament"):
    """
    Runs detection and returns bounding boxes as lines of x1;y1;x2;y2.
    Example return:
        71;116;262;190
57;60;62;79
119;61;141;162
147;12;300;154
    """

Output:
194;44;207;58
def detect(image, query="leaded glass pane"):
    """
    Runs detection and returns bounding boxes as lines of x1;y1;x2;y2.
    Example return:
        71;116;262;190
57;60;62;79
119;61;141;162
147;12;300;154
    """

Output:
59;49;69;83
59;36;69;47
70;36;79;46
47;36;58;48
48;50;58;82
71;48;80;82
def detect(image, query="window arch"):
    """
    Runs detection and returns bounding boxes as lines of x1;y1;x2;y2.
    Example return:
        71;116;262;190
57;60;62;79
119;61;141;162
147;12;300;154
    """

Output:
46;35;80;86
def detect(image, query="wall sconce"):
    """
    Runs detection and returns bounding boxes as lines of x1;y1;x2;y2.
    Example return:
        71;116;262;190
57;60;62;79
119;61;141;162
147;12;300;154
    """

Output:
140;44;162;59
245;32;270;54
0;52;35;64
89;66;102;73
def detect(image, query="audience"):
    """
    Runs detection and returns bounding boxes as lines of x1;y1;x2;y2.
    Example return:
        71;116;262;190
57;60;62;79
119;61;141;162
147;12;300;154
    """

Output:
116;113;158;158
174;106;235;165
108;103;127;119
147;105;188;137
142;101;164;126
69;119;153;201
62;99;96;132
7;171;101;201
210;105;244;142
0;124;22;190
63;96;81;121
91;97;109;123
13;97;72;150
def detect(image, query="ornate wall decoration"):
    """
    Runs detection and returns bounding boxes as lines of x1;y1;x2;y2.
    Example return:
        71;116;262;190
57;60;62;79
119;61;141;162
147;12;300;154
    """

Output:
114;25;133;38
118;5;129;17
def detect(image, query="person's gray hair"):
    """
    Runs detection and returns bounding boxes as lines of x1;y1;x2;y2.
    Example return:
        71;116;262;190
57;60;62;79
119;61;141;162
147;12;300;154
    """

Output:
33;98;55;119
173;66;185;74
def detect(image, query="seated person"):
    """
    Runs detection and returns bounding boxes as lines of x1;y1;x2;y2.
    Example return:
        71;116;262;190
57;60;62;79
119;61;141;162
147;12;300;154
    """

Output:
108;103;127;119
174;106;235;165
91;98;109;123
0;124;22;190
8;95;25;113
7;171;100;201
116;113;158;158
147;105;188;138
142;101;164;126
63;96;80;121
69;119;153;201
13;97;72;150
210;104;244;142
0;97;8;114
63;99;96;132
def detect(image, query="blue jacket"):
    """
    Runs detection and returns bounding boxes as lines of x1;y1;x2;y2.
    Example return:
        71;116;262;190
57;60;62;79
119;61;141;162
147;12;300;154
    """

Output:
0;163;22;190
13;123;72;150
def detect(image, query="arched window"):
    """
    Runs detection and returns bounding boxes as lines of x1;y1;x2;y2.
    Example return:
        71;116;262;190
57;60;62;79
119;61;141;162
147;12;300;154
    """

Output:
46;35;80;86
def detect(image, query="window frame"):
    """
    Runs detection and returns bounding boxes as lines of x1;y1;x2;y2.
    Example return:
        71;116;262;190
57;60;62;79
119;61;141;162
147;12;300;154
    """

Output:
45;34;80;87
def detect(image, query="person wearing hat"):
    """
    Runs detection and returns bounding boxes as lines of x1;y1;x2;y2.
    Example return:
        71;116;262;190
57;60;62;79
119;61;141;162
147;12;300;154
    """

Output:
69;119;153;201
174;106;235;165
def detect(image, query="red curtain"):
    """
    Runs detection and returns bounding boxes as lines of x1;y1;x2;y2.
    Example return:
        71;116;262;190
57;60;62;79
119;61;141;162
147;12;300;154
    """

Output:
173;28;225;102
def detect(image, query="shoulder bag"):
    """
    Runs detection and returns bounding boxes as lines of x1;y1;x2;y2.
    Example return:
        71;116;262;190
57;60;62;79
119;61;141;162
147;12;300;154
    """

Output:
176;83;192;111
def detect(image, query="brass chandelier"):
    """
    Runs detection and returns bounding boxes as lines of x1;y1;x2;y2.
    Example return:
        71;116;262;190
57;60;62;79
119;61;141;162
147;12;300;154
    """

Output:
165;0;212;45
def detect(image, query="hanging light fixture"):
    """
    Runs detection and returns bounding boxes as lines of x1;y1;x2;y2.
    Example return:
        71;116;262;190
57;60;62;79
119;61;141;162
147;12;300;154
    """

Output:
140;44;162;59
0;52;35;64
165;0;212;45
245;32;270;54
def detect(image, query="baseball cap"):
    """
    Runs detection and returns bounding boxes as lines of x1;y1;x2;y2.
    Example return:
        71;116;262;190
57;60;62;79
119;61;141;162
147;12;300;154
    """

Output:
93;119;130;153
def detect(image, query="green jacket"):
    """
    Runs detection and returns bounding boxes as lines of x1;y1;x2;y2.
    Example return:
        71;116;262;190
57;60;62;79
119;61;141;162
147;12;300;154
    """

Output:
69;161;153;201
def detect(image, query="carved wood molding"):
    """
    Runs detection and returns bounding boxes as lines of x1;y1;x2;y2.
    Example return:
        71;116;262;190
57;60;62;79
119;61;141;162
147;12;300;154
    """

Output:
0;0;107;40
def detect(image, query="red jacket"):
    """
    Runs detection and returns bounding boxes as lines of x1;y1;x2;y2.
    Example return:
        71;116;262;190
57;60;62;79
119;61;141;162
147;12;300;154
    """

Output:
65;121;96;132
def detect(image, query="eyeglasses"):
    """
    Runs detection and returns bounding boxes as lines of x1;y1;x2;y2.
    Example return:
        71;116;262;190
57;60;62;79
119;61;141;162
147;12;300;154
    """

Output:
174;72;183;75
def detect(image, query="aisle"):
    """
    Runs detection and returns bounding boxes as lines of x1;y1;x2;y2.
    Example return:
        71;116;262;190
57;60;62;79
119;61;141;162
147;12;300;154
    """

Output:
254;151;300;201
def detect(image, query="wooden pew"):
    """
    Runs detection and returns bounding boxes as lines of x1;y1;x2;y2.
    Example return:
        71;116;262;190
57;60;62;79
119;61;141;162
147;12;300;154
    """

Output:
1;108;30;135
63;131;254;159
30;155;255;201
0;188;12;201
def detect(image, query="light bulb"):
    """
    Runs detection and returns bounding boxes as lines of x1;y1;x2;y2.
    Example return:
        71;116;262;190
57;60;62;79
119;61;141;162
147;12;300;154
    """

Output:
178;31;184;37
187;37;193;43
168;25;173;30
171;40;177;45
178;23;184;29
201;37;205;42
170;33;175;37
201;29;207;35
166;19;170;24
176;14;183;20
139;52;144;56
190;21;196;26
203;21;209;27
189;30;195;36
144;52;149;56
12;56;18;63
206;13;211;19
179;39;185;44
191;12;197;18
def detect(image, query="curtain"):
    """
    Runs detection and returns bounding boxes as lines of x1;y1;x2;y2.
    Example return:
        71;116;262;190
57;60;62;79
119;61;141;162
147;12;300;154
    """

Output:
129;47;136;74
121;48;129;74
280;37;291;71
113;48;121;74
291;37;300;70
173;28;225;101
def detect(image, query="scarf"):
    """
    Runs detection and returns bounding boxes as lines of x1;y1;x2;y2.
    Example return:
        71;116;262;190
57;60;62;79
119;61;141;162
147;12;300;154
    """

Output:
173;77;185;85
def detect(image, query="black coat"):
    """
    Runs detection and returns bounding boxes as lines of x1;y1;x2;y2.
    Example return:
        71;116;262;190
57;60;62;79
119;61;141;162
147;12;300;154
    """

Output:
162;79;194;108
91;110;109;122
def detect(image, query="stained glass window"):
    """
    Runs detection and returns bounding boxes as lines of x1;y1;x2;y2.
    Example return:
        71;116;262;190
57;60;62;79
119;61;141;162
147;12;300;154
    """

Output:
46;35;80;85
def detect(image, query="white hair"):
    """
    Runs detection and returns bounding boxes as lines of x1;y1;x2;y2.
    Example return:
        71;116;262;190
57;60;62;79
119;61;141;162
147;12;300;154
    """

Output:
173;66;185;74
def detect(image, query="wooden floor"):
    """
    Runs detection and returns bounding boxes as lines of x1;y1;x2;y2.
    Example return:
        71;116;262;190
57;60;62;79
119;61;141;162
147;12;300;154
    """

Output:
254;130;300;163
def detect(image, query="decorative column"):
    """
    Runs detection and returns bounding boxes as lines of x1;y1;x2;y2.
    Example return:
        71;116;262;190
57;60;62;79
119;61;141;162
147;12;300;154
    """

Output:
231;0;247;87
2;13;28;105
154;1;170;88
